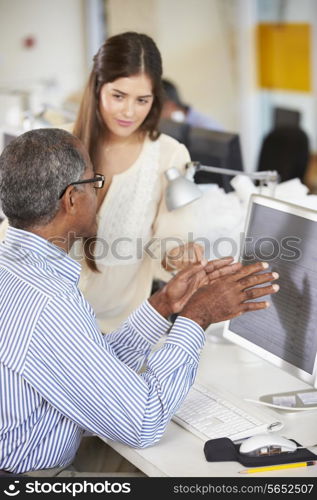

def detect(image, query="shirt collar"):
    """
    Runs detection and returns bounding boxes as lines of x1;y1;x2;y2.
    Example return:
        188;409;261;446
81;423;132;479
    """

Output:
4;226;81;283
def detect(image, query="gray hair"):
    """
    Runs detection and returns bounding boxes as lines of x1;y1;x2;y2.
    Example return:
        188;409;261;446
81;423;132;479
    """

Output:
0;128;87;229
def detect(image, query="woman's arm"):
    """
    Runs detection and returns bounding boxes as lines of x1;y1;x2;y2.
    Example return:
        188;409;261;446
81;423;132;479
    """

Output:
152;136;204;279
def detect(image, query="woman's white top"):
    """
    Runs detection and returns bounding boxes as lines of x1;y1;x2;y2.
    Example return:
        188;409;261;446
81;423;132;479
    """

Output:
72;133;196;332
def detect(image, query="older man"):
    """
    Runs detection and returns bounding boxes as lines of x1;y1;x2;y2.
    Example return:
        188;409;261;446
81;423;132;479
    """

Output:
0;129;278;475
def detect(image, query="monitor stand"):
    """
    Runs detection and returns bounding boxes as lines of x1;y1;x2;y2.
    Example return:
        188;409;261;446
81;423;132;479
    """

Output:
260;389;317;410
206;321;231;344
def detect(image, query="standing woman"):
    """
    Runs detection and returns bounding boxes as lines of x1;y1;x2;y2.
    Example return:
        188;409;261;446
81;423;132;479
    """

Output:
71;32;203;333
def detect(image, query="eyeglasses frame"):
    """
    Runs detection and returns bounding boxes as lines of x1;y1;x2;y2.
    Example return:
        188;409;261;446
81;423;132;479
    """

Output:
59;173;105;199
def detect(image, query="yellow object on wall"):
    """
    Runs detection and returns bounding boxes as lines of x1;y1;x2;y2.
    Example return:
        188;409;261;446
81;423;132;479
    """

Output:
257;23;311;92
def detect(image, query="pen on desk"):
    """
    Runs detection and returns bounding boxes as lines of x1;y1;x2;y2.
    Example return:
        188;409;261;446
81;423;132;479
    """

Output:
239;461;316;474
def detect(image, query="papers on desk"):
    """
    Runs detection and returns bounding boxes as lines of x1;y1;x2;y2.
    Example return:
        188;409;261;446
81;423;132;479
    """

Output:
298;391;317;406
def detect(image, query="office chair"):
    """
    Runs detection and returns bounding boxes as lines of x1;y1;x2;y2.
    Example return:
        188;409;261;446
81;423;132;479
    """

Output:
257;126;310;183
158;118;190;147
273;107;301;129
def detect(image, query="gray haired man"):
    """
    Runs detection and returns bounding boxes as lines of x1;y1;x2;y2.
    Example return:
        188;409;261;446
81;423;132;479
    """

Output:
0;129;278;475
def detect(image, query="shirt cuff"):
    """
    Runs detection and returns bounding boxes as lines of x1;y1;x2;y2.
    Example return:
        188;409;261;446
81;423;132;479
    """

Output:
127;300;171;345
165;316;206;363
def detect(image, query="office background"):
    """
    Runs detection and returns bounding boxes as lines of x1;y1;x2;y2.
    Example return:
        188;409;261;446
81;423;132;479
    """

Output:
0;0;316;181
1;0;317;478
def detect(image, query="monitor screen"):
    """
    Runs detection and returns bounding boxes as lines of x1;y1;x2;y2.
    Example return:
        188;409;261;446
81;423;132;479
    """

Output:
224;194;317;388
187;127;244;192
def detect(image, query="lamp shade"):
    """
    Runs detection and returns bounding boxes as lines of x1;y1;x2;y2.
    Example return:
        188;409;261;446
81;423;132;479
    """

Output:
164;167;202;211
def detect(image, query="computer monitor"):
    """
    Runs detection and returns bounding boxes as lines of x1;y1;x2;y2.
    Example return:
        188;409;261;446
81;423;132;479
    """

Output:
187;127;244;192
0;127;21;153
0;128;21;221
158;118;190;146
223;195;317;406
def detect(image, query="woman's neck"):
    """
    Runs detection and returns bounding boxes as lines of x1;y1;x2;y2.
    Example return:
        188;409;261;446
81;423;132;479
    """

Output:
95;130;147;206
104;131;144;149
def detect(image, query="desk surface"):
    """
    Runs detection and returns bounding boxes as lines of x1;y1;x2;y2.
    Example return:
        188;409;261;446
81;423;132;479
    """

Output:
101;326;317;477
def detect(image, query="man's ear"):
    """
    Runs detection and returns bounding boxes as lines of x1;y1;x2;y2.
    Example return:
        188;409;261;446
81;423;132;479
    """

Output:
60;186;79;214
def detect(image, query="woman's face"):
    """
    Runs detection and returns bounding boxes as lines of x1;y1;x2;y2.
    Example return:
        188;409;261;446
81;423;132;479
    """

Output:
99;73;154;139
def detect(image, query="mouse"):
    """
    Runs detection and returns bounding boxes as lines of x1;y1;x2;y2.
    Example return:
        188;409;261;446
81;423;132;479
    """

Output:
239;434;297;457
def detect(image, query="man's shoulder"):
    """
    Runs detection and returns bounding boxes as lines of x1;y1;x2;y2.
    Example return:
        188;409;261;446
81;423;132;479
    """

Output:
0;252;79;306
0;260;89;372
0;264;51;372
0;260;65;311
186;107;223;131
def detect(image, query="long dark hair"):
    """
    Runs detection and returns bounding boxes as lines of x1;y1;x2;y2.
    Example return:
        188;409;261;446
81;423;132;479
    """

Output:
73;32;164;271
73;31;163;166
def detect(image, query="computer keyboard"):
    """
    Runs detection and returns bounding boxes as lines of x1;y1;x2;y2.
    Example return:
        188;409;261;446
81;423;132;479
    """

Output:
173;383;283;442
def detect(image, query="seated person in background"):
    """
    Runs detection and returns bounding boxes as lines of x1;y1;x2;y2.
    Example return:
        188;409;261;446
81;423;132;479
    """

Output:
0;129;279;475
257;126;310;184
161;78;224;131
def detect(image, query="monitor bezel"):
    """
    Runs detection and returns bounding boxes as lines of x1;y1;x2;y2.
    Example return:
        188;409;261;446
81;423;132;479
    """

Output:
0;126;23;153
223;194;317;389
0;127;23;220
187;127;244;192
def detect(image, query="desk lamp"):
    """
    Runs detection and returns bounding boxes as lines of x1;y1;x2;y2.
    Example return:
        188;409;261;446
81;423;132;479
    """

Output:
165;161;279;211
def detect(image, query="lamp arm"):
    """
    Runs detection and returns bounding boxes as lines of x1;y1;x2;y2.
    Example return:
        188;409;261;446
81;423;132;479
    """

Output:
186;161;279;183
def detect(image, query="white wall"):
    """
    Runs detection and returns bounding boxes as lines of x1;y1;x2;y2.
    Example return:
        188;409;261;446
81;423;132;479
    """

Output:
256;0;317;153
107;0;317;171
236;0;259;172
0;0;86;114
0;0;315;165
107;0;239;132
156;0;239;131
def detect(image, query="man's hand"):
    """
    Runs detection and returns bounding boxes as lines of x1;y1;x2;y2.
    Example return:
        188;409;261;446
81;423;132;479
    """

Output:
149;257;239;318
205;257;243;283
162;242;205;272
180;262;279;329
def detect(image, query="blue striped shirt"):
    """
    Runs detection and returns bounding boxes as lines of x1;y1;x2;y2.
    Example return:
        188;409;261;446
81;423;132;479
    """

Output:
0;227;205;474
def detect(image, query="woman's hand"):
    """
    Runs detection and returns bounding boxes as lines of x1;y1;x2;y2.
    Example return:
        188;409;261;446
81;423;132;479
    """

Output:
162;242;205;272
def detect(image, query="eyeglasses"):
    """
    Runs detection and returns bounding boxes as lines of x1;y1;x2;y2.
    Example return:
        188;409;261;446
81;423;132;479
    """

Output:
59;173;105;199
